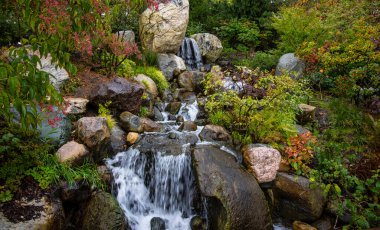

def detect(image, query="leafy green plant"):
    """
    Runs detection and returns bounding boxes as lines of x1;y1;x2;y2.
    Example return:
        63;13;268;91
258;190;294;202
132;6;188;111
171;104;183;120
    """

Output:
235;51;279;71
134;66;169;94
98;101;116;129
117;59;136;78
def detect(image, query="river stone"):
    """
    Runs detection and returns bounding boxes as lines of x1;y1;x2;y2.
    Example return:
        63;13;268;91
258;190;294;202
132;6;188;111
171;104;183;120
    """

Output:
192;145;272;230
116;30;135;43
178;71;205;92
198;125;232;144
82;191;125;230
0;196;65;230
274;172;326;222
135;133;198;155
120;111;143;133
126;132;141;145
275;53;305;79
157;54;186;81
178;121;197;131
134;74;158;98
293;221;317;230
63;97;89;114
242;144;281;183
110;125;126;153
139;0;189;53
191;33;223;63
150;217;166;230
77;117;111;162
89;77;144;114
56;141;89;165
140;118;162;132
166;101;182;115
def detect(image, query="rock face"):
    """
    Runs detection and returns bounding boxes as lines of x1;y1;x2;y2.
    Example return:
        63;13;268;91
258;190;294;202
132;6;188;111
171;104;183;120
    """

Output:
178;71;205;92
82;191;125;230
0;196;65;230
157;54;186;81
275;53;305;79
63;97;89;114
89;77;144;114
139;0;189;53
134;74;158;98
38;54;69;90
242;144;281;183
199;125;232;144
135;133;198;155
56;141;89;164
116;30;135;43
120;111;143;133
192;145;272;230
274;172;326;222
77;117;111;162
191;33;223;63
110;125;126;153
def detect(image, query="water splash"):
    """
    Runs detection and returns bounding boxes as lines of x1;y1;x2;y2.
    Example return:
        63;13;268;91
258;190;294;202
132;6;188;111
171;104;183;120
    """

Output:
106;148;195;230
178;37;203;70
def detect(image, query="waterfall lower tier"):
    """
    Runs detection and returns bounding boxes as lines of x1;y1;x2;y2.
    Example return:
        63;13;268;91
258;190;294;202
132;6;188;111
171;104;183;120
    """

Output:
178;37;203;70
106;148;196;230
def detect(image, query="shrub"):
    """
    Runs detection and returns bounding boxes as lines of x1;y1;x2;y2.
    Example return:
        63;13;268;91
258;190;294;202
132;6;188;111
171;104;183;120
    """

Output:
98;101;116;129
134;66;169;94
235;51;279;71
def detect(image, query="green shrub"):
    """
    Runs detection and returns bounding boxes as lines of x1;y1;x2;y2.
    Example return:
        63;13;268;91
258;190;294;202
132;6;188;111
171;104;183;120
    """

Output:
235;51;279;71
98;101;116;129
134;66;169;94
117;59;136;78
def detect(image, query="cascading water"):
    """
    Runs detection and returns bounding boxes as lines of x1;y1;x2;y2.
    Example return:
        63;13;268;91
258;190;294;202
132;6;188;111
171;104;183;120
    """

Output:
106;148;196;230
178;37;203;70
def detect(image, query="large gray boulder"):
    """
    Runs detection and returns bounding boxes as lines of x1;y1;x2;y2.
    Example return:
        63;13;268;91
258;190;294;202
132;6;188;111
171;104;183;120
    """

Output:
191;33;223;63
116;30;135;43
275;53;305;79
192;145;272;230
157;54;186;81
198;125;232;144
134;74;158;98
0;196;65;230
139;0;189;53
242;144;281;183
38;54;69;91
82;191;126;230
110;125;127;154
89;77;144;114
273;172;326;222
56;141;89;165
178;71;205;92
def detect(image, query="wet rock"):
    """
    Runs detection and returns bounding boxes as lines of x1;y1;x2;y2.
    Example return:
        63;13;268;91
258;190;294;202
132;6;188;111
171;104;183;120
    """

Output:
60;181;92;203
166;102;182;115
134;74;158;98
115;30;135;43
168;114;176;121
89;77;144;114
190;215;206;230
150;217;166;230
176;115;185;123
0;196;65;230
274;172;326;222
242;144;281;183
140;118;162;132
126;132;140;145
139;0;189;54
192;145;272;230
56;141;89;165
82;191;125;230
178;71;205;92
135;133;198;155
178;121;197;132
275;53;305;79
120;111;143;133
293;220;317;230
191;33;223;63
198;125;232;144
153;107;164;121
63;97;89;114
110;125;126;153
97;165;113;186
77;117;111;162
179;92;197;104
157;54;186;81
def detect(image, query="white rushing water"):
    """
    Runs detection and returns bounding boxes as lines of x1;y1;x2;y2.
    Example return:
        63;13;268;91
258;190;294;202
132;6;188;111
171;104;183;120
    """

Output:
106;148;195;230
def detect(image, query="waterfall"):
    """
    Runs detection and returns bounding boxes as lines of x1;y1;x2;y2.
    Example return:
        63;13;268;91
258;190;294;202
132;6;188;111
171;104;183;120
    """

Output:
178;37;203;70
106;148;196;230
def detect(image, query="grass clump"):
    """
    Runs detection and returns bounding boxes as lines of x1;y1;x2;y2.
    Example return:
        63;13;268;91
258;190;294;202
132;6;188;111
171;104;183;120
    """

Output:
98;101;116;130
